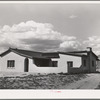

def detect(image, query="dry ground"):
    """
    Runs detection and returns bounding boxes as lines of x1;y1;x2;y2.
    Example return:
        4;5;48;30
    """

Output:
1;72;100;89
61;73;100;89
0;72;87;89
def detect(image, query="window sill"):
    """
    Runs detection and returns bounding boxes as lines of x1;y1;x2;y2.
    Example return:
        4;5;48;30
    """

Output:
7;67;15;69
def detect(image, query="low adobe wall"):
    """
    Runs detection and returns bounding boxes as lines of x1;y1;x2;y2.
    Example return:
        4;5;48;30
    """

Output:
68;66;88;74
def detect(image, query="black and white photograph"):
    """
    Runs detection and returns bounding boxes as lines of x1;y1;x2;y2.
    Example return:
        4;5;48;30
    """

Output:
0;1;100;90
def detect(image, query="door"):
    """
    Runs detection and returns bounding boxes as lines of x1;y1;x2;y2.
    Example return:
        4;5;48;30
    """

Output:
67;61;73;73
24;58;29;72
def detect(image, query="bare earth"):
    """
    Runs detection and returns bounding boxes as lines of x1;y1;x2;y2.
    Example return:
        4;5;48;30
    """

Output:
0;73;87;89
61;73;100;89
0;72;100;89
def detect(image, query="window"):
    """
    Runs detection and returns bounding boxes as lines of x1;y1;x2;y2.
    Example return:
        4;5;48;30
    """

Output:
92;60;94;67
52;61;58;67
67;61;73;67
7;60;15;68
83;60;86;66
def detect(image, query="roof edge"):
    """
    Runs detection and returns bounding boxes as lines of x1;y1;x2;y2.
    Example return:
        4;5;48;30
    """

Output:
0;48;33;58
58;52;85;57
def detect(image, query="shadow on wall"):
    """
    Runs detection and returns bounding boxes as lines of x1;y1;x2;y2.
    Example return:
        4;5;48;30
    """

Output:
68;65;88;74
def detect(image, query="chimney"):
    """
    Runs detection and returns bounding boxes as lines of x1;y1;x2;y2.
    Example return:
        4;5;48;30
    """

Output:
87;47;92;52
87;47;92;73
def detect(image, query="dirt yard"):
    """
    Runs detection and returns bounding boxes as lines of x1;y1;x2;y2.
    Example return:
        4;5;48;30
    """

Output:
61;73;100;89
0;72;88;89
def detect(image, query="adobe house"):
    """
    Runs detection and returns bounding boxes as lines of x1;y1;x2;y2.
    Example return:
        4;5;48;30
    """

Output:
0;47;98;74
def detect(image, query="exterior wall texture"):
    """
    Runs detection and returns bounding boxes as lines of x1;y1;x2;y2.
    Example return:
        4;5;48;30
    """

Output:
68;52;97;74
29;58;61;73
28;54;81;73
0;52;25;72
52;54;82;73
0;52;81;73
88;52;97;72
67;56;87;74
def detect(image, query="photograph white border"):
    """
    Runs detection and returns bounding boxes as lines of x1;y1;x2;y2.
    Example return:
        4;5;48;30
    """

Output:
0;1;100;99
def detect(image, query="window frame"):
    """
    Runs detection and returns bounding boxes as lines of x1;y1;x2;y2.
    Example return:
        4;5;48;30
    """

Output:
7;60;15;68
67;61;73;67
52;61;58;67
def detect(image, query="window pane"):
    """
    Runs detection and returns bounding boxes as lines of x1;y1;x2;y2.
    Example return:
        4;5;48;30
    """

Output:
52;61;58;67
7;60;15;68
67;61;73;67
9;61;11;67
11;61;13;67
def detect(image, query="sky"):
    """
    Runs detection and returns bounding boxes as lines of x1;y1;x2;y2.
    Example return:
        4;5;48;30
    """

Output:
1;3;100;55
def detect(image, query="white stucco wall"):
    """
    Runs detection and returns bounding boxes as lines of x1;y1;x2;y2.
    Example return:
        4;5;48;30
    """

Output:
0;52;82;73
29;58;61;73
0;52;25;72
29;54;81;73
52;54;81;73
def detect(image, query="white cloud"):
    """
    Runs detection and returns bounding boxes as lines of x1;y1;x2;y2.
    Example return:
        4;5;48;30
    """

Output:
2;20;100;54
0;20;80;53
59;40;81;51
83;36;100;55
61;35;76;41
2;21;61;40
69;15;77;19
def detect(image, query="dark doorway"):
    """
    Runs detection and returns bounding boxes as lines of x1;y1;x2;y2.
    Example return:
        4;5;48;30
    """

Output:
24;58;29;72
